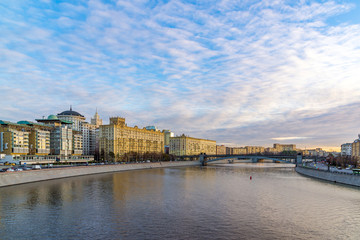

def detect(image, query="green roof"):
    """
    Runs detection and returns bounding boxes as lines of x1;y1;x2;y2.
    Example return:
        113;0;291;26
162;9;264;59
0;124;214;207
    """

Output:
0;120;30;127
48;115;58;120
17;121;48;127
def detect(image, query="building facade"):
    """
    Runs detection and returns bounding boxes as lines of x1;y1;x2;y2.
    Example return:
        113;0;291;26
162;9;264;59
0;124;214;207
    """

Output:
169;134;216;156
17;121;52;155
37;115;82;156
91;110;103;128
163;130;174;154
341;143;352;156
245;146;265;154
216;145;226;155
273;143;296;153
99;117;164;160
0;120;31;155
233;147;247;155
58;107;100;156
82;122;97;155
352;135;360;158
57;106;86;132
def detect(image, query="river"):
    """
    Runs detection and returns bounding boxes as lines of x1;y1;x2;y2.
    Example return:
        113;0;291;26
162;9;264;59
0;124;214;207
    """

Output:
1;163;360;240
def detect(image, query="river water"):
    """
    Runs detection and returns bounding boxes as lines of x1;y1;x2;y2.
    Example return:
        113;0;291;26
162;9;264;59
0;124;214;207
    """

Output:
1;163;360;240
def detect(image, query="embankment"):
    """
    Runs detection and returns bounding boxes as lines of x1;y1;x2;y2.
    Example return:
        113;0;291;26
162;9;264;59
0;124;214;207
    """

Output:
0;161;201;188
295;166;360;187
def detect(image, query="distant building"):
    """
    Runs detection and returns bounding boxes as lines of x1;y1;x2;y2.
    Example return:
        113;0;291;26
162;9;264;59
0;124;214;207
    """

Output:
145;126;158;131
17;121;52;155
352;135;360;158
37;115;82;156
0;120;31;156
99;117;164;160
91;110;103;128
306;148;327;157
273;143;296;153
226;147;233;155
82;122;97;155
169;134;216;156
57;106;86;132
341;143;352;156
57;107;100;156
233;147;247;155
245;146;265;154
163;130;174;154
216;145;226;155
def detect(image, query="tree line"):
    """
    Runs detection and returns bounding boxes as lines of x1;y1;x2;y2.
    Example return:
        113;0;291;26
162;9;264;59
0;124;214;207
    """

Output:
326;154;359;168
98;150;176;162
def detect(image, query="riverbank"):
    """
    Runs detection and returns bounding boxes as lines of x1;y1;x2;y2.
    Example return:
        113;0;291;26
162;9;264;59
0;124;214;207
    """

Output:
295;166;360;187
0;161;201;188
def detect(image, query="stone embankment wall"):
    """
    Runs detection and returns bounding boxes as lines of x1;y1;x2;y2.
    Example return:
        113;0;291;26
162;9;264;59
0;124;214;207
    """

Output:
296;166;360;187
0;161;201;188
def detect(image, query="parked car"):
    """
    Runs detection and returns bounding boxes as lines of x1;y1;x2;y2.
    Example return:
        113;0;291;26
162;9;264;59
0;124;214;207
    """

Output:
32;165;42;170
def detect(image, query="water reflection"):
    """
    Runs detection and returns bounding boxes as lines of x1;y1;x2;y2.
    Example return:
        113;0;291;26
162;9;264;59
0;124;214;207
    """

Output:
1;164;360;239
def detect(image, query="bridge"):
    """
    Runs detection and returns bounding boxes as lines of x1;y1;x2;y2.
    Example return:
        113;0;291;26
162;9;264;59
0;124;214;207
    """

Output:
175;153;324;166
195;153;311;166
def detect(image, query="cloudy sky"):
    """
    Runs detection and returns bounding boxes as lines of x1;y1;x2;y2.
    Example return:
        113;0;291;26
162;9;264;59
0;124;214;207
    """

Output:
1;0;360;150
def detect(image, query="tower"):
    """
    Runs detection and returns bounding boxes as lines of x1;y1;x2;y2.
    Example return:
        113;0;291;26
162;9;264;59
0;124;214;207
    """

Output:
91;109;103;128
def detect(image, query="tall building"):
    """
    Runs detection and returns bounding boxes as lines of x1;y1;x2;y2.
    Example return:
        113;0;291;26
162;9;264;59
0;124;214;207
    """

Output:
57;106;86;131
91;110;103;128
17;121;52;155
169;134;216;156
0;120;31;155
341;143;352;156
36;115;80;156
163;130;174;154
99;117;164;160
82;122;97;155
352;135;360;158
58;107;99;156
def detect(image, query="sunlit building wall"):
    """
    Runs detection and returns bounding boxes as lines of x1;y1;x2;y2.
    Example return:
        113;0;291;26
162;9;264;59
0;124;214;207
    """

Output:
99;117;164;158
169;134;216;156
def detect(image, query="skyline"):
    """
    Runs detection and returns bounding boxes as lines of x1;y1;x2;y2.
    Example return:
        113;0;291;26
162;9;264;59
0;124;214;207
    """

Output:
1;0;360;151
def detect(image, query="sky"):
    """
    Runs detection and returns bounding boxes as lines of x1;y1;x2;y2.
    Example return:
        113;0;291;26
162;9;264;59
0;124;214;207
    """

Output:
1;0;360;151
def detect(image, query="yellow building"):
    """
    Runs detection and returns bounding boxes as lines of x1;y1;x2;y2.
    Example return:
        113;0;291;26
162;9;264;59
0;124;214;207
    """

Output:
233;147;247;155
17;121;52;155
352;136;360;157
99;117;164;159
273;143;296;152
170;134;216;156
216;145;226;155
0;120;31;155
245;146;265;154
73;130;83;155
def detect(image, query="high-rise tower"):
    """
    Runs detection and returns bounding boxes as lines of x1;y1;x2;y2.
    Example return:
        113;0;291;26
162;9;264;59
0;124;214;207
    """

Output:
91;109;103;128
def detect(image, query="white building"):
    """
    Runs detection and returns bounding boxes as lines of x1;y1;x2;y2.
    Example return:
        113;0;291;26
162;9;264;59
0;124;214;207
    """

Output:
82;122;97;155
57;106;86;132
341;143;352;156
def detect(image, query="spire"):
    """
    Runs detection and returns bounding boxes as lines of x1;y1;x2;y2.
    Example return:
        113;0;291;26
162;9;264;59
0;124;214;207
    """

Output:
70;105;72;111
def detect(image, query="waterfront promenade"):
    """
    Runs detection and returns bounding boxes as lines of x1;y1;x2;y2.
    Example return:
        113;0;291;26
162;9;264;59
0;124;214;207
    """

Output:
0;161;201;188
296;164;360;187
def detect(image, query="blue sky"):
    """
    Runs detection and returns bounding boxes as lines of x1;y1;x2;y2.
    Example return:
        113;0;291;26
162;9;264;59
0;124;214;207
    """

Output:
1;0;360;150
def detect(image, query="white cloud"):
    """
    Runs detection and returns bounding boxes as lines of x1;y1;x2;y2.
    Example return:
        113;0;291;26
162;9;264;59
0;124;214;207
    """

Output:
1;0;360;148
